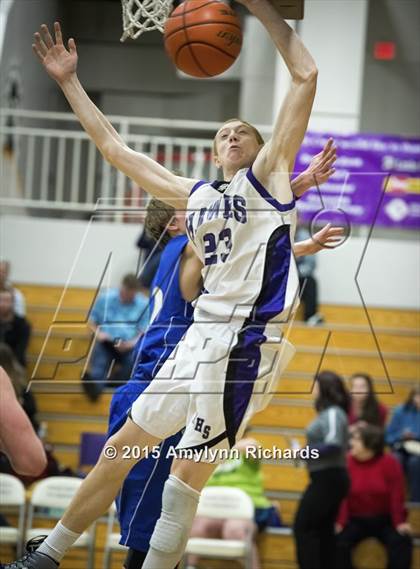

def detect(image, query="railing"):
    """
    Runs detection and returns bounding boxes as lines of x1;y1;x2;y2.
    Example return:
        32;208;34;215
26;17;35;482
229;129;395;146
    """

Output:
0;108;272;214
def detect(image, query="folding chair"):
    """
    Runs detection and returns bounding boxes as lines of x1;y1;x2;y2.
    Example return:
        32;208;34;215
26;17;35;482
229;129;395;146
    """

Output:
0;473;26;556
184;486;255;569
26;476;96;569
102;501;127;569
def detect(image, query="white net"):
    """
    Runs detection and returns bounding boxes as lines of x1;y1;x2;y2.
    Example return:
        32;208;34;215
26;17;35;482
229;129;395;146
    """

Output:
120;0;174;41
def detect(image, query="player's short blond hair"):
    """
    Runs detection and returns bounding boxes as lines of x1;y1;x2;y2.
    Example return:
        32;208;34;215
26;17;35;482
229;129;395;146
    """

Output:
212;118;264;157
144;198;176;247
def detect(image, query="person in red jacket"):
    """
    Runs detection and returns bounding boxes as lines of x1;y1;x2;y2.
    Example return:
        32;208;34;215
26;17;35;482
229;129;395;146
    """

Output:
335;423;412;569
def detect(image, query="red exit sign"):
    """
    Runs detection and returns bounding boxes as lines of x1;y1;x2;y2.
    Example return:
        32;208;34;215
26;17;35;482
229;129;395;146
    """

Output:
374;41;396;60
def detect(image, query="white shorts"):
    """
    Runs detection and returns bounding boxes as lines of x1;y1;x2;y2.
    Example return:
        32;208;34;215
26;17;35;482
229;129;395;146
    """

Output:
130;316;295;462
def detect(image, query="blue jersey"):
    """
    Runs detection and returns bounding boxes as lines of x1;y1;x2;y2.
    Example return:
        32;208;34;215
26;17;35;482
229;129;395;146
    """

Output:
132;234;194;385
108;235;194;551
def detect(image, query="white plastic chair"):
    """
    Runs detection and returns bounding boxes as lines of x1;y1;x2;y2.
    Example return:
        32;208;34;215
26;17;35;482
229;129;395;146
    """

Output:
102;501;127;569
184;486;255;569
26;477;96;569
0;473;26;556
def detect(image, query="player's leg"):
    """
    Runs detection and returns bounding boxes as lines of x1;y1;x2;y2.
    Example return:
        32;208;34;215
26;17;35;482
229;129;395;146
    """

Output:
142;458;218;569
60;418;160;533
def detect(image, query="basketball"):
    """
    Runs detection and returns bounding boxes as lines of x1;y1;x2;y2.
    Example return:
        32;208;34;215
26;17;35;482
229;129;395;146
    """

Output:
164;0;242;78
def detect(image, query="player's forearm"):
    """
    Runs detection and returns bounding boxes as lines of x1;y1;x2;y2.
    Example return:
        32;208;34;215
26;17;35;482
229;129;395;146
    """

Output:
60;74;124;159
247;0;317;82
294;240;311;257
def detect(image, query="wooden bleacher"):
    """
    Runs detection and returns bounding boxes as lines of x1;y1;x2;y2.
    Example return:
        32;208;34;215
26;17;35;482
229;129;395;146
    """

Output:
1;284;418;569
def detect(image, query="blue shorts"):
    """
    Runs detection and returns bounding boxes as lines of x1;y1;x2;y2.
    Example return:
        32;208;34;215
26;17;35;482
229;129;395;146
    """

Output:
108;380;183;551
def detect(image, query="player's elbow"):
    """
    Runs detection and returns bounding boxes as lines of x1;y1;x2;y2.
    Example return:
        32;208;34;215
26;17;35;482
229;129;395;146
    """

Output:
13;449;47;477
102;139;125;166
293;65;318;84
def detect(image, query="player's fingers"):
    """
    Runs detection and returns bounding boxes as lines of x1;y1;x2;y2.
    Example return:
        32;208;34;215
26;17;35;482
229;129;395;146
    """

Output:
326;238;344;246
34;32;48;56
32;44;44;63
328;228;345;237
313;224;330;240
326;231;344;240
318;223;331;233
322;137;334;155
41;24;54;48
54;21;63;45
321;157;336;172
68;38;77;55
318;168;335;179
317;151;336;171
321;147;337;165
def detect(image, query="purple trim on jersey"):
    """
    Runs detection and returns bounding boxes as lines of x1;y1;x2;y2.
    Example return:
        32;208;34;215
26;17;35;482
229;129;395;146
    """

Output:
224;326;264;447
252;225;292;322
246;168;295;212
223;225;292;446
190;180;207;196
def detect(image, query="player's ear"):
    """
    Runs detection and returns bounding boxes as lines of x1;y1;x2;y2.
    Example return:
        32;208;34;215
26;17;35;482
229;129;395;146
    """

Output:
213;152;222;169
167;217;179;235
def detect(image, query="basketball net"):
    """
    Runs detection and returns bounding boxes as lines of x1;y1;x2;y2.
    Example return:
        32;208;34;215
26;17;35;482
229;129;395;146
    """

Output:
120;0;174;40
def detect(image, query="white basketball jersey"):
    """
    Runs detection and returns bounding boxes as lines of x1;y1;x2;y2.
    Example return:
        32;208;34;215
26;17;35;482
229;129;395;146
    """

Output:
186;167;299;323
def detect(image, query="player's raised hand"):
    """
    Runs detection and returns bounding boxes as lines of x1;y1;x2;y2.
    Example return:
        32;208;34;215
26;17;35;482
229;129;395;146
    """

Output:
305;138;337;186
306;138;337;186
311;223;344;252
33;22;77;84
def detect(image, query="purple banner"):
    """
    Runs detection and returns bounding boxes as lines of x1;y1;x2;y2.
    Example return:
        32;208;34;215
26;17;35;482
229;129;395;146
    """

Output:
295;132;420;229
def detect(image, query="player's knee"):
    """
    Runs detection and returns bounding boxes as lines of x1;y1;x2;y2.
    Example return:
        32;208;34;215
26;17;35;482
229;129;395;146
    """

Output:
149;475;200;555
171;458;216;491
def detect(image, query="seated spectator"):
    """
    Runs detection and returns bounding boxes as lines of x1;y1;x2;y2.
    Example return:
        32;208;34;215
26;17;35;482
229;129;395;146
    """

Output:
0;260;26;317
0;342;40;432
83;274;149;400
348;373;388;428
386;387;420;503
295;225;323;325
186;435;282;569
0;366;46;477
336;424;412;569
0;287;31;367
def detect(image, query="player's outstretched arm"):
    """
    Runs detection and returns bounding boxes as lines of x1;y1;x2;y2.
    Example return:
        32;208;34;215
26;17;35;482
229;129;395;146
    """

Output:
32;23;194;208
237;0;317;201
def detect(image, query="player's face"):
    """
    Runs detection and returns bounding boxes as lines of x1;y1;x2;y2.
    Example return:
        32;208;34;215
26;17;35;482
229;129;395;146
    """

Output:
213;121;261;172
